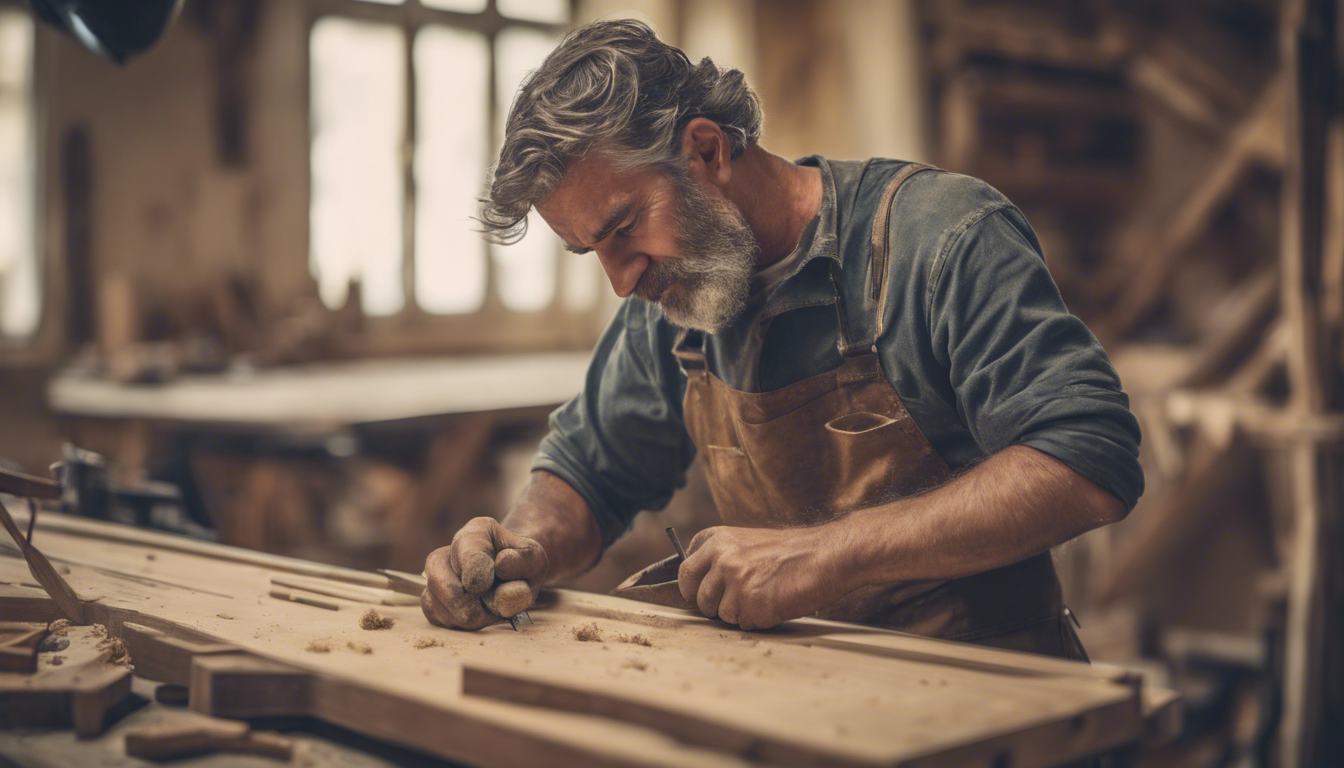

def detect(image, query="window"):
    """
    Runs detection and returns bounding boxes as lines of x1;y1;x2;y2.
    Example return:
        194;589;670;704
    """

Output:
309;0;605;352
0;8;38;340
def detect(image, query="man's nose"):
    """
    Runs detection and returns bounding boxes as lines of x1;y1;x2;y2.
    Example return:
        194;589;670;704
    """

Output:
596;249;649;298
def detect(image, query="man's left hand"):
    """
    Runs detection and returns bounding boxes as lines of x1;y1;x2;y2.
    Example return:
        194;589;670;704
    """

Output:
677;524;858;630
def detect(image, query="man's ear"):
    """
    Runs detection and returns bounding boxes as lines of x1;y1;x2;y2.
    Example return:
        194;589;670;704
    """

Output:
680;118;732;187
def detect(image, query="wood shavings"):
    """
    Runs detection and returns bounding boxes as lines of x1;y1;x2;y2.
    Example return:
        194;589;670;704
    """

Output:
412;636;443;650
614;633;653;647
49;655;64;666
346;641;373;655
48;619;72;636
572;623;603;642
305;640;332;653
97;636;133;667
359;609;394;630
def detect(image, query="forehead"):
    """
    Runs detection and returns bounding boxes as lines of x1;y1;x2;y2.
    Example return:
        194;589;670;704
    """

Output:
536;154;664;237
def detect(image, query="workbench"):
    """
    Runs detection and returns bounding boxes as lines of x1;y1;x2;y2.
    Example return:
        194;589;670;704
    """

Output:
0;509;1180;767
44;353;592;567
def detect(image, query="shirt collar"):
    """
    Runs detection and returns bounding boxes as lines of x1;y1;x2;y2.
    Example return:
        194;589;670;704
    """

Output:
750;155;841;323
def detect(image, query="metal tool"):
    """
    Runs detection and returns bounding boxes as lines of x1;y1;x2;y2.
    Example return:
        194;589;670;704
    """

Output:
666;527;688;563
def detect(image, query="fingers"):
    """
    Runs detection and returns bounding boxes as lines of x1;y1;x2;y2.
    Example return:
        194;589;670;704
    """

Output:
493;537;548;590
420;578;497;630
423;542;499;631
484;579;533;618
451;518;500;594
717;584;740;627
696;568;727;619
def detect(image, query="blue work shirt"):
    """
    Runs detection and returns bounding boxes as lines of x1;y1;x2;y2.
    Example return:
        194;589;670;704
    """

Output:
534;156;1144;547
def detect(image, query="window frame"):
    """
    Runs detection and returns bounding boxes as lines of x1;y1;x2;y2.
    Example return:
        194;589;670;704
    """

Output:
305;0;611;357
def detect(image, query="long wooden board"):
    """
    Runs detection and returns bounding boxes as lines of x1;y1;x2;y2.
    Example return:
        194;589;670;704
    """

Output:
0;512;1162;767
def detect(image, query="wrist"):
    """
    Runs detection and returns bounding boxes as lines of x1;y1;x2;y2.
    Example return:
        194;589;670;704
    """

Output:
814;512;874;596
823;505;896;592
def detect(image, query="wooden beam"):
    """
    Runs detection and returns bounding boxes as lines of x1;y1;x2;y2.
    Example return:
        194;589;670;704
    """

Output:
1094;75;1287;344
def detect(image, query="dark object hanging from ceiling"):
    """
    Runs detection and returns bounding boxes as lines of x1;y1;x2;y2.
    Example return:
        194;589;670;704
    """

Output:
28;0;184;65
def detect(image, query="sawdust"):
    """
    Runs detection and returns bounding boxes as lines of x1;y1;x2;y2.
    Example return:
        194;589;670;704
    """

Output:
621;658;648;672
572;623;603;642
47;619;71;636
97;636;133;667
305;640;332;654
614;633;653;647
89;623;108;639
412;636;443;650
359;609;395;630
49;655;64;666
346;641;373;655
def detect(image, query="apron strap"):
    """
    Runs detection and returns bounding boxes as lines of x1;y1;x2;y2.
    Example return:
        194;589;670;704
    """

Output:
673;327;708;373
834;162;938;358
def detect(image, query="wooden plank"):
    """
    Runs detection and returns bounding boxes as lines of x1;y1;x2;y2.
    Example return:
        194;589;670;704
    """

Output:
463;660;1143;768
0;467;61;500
120;622;238;687
5;503;388;588
0;516;1163;768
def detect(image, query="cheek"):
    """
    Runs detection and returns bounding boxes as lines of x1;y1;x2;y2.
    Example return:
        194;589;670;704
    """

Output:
639;203;685;259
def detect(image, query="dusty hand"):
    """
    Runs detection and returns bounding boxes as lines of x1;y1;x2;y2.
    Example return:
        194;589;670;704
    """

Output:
677;525;856;630
421;517;548;630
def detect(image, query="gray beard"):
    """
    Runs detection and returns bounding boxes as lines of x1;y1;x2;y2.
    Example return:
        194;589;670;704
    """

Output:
634;167;757;333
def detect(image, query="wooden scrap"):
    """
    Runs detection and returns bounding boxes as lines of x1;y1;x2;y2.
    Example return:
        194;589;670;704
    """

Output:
123;716;294;761
0;621;49;672
271;574;418;606
268;588;340;611
0;623;132;737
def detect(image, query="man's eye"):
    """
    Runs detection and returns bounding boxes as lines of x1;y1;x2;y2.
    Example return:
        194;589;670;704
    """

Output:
618;219;638;238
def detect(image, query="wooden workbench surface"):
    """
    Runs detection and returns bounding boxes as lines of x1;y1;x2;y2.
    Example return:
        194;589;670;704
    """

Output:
0;511;1172;767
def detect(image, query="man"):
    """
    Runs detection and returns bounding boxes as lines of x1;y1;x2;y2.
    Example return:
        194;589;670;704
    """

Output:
420;20;1142;659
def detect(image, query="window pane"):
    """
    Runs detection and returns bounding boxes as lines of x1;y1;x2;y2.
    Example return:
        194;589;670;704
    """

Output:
421;0;488;12
492;26;561;312
309;17;405;316
498;0;569;24
0;10;38;338
414;26;488;314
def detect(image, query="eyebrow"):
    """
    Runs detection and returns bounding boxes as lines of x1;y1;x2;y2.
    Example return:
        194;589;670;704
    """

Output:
563;198;637;254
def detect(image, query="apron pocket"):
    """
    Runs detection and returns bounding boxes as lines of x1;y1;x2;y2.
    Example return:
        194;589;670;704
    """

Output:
699;444;769;525
825;411;896;434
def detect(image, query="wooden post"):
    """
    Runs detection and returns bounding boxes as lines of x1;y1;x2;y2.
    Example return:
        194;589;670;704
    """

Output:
1277;1;1343;766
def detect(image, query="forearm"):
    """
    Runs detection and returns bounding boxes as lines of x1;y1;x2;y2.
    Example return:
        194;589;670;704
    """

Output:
500;470;603;583
839;445;1127;588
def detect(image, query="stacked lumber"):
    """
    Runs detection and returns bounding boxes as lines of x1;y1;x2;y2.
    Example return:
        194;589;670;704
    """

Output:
923;1;1344;765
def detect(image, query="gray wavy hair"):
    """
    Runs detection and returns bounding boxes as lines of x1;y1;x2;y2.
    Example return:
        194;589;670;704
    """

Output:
480;19;764;244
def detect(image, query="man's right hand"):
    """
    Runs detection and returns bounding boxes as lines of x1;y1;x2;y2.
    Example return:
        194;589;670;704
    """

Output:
421;517;549;630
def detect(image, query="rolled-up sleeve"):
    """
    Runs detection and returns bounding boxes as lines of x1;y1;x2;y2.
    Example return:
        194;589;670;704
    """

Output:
532;299;696;547
928;207;1144;509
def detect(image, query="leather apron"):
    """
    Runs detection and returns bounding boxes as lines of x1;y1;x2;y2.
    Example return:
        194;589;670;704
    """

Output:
673;164;1088;660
